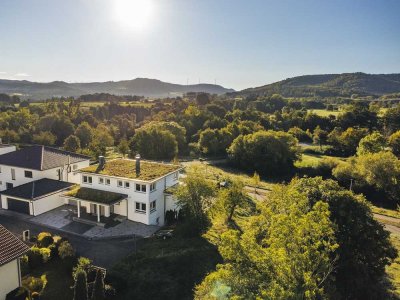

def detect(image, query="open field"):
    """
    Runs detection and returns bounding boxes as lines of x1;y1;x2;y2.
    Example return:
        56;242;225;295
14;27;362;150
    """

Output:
307;109;341;117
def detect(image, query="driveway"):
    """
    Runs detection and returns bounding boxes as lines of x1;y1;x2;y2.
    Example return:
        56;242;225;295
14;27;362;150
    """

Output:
0;214;142;268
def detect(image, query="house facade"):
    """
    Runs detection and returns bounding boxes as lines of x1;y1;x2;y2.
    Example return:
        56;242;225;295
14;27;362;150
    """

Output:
0;225;29;300
68;155;182;226
0;144;182;227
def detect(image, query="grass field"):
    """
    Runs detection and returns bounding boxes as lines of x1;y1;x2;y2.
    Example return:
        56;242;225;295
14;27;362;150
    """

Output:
307;109;341;117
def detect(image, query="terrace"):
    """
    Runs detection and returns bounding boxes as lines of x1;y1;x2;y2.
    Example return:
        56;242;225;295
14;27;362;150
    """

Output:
63;187;128;225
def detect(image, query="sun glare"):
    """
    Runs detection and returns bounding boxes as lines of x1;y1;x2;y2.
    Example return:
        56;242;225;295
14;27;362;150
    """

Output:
114;0;154;31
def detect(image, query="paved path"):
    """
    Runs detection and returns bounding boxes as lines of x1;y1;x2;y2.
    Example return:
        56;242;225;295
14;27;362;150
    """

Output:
373;213;400;238
0;214;141;268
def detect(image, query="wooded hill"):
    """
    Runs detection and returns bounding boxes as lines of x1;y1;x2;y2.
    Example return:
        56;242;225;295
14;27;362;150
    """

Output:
233;72;400;98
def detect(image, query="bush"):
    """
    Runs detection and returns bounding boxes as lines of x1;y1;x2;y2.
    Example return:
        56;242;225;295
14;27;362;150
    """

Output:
39;247;51;263
5;287;29;300
31;292;40;300
27;247;43;268
37;232;53;248
104;285;116;299
165;210;177;225
59;241;75;259
22;275;47;295
74;270;88;300
20;255;29;276
73;257;93;281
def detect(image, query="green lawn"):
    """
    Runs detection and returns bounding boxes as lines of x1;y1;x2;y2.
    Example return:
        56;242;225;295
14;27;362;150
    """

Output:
307;109;341;117
294;153;345;168
109;234;221;300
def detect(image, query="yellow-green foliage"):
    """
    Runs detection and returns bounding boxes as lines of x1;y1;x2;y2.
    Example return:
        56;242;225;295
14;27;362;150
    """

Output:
81;159;181;181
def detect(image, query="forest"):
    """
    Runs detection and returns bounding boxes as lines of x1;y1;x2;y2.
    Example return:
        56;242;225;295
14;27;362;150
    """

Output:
1;91;400;299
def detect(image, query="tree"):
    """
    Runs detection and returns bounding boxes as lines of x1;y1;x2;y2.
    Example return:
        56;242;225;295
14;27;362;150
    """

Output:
51;116;75;145
313;126;328;150
292;177;397;299
333;151;400;203
89;124;114;156
228;130;299;176
175;170;215;235
196;182;337;299
198;128;233;156
73;270;88;300
130;127;178;160
64;135;81;152
58;241;75;259
389;130;400;156
32;131;57;146
356;131;386;155
218;179;248;223
75;122;93;148
328;127;369;155
91;270;105;300
118;138;130;157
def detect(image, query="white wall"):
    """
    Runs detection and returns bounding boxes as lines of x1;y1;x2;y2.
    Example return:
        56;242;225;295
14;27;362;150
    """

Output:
0;259;20;300
79;169;180;225
33;193;66;216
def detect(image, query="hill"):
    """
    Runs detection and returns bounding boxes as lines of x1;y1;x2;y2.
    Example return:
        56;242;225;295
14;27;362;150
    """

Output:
0;78;235;100
233;72;400;98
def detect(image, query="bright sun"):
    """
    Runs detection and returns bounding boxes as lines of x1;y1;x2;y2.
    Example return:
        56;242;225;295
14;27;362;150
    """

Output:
114;0;154;31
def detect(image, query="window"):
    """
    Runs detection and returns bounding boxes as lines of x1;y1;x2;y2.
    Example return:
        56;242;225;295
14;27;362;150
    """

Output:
135;202;146;213
73;164;78;170
11;168;15;180
124;181;130;188
105;178;111;185
150;200;156;212
135;184;146;192
150;182;156;192
99;177;104;184
24;170;33;178
83;175;92;184
0;181;2;185
117;180;123;187
57;169;61;180
173;172;178;179
0;166;2;173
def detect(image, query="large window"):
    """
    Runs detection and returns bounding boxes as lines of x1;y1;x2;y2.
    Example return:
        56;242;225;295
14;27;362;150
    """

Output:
135;184;147;192
135;202;146;214
150;200;156;212
11;168;15;180
150;182;156;192
24;170;33;178
83;175;92;184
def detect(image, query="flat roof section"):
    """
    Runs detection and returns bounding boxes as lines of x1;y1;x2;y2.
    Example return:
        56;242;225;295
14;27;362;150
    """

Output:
80;159;182;181
64;187;128;205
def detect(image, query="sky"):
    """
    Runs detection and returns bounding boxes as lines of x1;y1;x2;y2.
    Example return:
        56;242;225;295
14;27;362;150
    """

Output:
0;0;399;90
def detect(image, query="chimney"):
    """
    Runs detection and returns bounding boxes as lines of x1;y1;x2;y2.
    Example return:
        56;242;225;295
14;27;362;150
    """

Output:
135;154;141;176
97;156;106;172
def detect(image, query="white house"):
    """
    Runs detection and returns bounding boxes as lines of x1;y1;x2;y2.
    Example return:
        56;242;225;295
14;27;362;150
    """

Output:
0;145;90;214
67;155;183;226
0;224;29;300
0;144;183;227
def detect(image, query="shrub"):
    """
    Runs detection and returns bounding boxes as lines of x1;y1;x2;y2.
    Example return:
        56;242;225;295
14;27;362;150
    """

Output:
39;247;51;263
59;241;75;259
27;247;43;268
31;292;40;300
37;232;52;248
91;270;106;300
22;275;47;295
74;270;88;300
165;210;177;225
20;255;29;276
104;285;116;299
5;287;29;300
73;257;93;281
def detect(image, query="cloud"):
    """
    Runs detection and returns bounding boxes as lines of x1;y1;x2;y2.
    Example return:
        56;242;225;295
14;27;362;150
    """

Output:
14;73;30;77
0;71;7;75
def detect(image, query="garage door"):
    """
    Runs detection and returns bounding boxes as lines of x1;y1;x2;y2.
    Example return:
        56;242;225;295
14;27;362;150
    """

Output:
7;198;30;214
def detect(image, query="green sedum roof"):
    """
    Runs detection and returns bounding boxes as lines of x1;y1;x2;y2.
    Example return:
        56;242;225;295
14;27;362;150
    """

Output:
80;159;181;181
65;187;127;205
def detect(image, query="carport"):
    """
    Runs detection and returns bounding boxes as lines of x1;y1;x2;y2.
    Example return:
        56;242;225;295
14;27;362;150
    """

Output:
0;178;75;216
